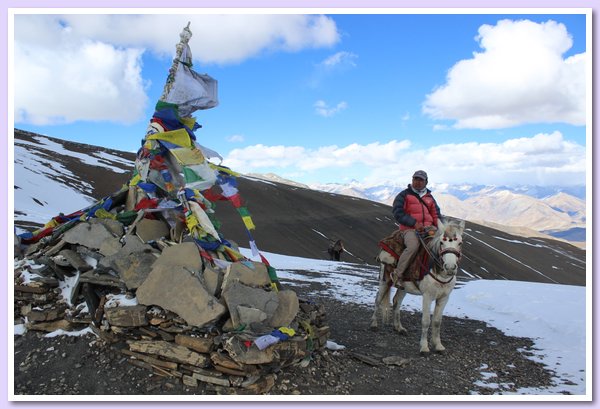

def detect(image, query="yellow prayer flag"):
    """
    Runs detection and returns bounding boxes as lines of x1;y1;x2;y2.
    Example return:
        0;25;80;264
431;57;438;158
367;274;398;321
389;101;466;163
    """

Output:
170;147;206;165
43;219;59;229
241;216;255;231
146;128;192;148
180;116;197;129
129;174;141;186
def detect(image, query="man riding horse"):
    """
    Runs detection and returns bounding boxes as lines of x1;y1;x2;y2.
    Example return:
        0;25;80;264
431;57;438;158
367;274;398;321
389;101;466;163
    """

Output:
391;170;443;285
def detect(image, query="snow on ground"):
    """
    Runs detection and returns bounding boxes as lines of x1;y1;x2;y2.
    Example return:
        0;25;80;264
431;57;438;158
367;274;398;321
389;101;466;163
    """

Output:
22;136;133;171
14;144;97;224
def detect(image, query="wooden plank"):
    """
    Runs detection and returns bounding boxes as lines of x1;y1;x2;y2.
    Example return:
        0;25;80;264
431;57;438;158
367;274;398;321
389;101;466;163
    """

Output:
14;285;47;294
120;349;179;370
213;365;246;377
350;352;381;367
128;340;209;367
174;334;214;353
127;357;152;370
192;373;231;387
105;305;147;327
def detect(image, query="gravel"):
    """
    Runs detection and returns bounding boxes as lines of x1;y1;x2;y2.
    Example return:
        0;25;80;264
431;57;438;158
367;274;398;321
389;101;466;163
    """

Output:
13;289;561;396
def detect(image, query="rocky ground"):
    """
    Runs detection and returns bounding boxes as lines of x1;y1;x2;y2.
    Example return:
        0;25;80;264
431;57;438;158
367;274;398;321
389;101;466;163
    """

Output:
13;284;565;397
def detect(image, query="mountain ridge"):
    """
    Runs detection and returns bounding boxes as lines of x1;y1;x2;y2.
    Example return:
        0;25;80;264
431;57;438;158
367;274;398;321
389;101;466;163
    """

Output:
13;128;585;288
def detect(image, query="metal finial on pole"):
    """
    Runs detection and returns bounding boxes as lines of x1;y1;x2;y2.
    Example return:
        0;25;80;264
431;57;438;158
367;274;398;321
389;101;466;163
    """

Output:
160;22;193;101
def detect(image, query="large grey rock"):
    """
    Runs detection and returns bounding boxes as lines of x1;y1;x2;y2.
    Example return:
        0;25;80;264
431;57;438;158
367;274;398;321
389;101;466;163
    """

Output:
63;222;115;250
90;218;125;237
237;306;268;326
58;249;92;272
221;282;279;329
135;218;170;243
152;242;202;271
112;251;158;289
221;261;272;291
269;290;299;327
99;235;154;269
136;264;226;328
99;237;122;257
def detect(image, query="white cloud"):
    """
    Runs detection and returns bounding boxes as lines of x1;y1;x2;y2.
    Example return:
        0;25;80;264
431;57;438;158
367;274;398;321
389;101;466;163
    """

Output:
314;100;348;117
14;14;340;125
364;131;585;186
320;51;358;68
223;139;412;173
14;22;148;125
226;134;245;143
17;14;340;64
423;19;586;129
223;132;584;187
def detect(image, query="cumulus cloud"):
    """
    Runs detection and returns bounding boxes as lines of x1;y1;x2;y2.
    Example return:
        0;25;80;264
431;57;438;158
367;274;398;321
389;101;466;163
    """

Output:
223;139;412;173
423;19;586;129
14;14;340;125
223;132;584;187
314;100;348;117
364;131;585;186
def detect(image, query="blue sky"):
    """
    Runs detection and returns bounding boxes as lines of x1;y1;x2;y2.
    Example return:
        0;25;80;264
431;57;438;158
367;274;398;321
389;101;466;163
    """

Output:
12;11;588;187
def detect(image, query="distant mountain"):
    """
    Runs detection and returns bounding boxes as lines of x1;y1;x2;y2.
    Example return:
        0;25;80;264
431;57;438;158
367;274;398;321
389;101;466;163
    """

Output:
12;128;586;287
299;178;586;244
542;192;586;222
246;173;310;189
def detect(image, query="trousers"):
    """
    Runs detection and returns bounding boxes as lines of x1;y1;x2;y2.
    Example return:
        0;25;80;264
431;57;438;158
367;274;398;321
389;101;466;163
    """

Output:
394;229;420;278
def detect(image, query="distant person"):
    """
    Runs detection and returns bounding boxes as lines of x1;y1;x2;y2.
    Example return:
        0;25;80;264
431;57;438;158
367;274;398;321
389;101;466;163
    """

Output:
328;239;345;261
391;170;442;283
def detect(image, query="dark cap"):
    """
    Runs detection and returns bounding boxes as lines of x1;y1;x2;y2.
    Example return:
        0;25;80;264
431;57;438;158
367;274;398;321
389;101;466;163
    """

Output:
412;170;428;181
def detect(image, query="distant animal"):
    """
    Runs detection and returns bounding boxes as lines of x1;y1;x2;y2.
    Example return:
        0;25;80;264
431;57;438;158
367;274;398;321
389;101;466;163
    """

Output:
370;219;465;354
328;239;345;261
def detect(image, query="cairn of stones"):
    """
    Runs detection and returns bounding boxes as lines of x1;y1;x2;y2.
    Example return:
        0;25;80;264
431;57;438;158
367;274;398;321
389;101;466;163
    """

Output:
14;24;329;394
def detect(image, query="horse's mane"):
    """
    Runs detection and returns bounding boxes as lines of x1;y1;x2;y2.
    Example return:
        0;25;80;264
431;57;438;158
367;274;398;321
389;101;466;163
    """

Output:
429;219;463;253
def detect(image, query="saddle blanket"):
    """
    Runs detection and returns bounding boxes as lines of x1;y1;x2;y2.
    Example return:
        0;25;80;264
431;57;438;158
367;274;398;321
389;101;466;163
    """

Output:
377;229;431;282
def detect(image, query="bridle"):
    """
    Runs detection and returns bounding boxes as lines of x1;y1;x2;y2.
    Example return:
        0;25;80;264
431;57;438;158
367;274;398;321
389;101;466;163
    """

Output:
418;231;462;284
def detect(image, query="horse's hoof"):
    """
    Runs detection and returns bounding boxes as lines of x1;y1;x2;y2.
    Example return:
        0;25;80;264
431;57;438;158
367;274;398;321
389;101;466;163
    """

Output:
396;328;408;336
370;325;379;332
434;349;446;355
419;351;430;357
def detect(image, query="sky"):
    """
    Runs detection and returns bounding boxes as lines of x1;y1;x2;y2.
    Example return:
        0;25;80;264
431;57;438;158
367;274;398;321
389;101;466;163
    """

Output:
11;10;588;188
12;249;588;399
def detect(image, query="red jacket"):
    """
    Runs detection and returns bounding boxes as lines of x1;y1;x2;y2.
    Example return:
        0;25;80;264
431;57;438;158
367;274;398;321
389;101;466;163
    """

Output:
392;186;441;230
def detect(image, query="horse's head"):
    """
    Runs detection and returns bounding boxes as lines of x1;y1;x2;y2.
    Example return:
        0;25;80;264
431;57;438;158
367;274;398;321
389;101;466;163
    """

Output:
431;219;465;276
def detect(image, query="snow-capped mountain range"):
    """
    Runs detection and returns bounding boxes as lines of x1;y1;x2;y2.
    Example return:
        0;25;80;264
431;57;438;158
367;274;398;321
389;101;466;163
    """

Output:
251;174;587;244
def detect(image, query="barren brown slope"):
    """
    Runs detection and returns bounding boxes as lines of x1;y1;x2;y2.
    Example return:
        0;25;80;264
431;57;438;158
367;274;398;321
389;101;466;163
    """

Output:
14;129;586;287
215;177;586;286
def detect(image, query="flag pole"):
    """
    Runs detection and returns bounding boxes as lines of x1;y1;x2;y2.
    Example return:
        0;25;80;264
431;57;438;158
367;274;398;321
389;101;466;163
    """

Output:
160;22;192;102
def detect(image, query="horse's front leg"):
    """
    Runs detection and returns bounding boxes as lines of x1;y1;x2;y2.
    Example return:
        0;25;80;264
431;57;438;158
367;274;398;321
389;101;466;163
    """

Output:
420;295;433;354
392;289;408;335
431;295;450;352
370;264;390;330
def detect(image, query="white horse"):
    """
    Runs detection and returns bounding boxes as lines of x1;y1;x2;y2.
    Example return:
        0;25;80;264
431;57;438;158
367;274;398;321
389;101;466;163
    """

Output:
370;219;465;354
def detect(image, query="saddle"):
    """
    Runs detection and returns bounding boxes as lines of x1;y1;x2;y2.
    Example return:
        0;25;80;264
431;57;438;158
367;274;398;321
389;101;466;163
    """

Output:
377;230;431;282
